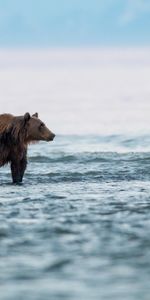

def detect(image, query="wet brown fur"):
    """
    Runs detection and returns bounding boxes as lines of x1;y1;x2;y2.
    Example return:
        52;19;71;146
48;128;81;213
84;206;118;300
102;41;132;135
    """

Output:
0;112;55;183
0;114;13;134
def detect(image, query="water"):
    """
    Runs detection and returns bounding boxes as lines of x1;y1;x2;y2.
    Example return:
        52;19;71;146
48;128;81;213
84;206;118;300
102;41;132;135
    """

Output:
0;49;150;300
0;135;150;300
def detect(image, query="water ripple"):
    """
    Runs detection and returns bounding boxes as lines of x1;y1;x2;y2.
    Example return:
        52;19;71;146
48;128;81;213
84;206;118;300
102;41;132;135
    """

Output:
1;138;150;300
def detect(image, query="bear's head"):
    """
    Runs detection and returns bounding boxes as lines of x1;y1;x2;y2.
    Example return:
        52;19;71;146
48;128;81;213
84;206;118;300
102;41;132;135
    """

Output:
24;112;55;143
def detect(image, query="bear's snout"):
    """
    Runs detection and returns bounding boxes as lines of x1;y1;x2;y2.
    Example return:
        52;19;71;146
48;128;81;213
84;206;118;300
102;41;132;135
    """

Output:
48;132;55;141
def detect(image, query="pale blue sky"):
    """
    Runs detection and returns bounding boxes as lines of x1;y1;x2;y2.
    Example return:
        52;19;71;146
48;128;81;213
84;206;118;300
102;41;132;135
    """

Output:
0;0;150;46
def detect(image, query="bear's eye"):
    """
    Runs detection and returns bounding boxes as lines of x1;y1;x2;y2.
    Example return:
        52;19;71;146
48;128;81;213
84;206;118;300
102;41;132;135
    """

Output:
39;122;45;129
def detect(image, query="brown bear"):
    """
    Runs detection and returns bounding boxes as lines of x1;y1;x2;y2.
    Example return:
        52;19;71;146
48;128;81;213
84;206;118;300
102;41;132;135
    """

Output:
0;112;55;183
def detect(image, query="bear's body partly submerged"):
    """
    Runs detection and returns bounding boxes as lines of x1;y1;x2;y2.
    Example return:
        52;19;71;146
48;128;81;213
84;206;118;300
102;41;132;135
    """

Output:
0;112;55;183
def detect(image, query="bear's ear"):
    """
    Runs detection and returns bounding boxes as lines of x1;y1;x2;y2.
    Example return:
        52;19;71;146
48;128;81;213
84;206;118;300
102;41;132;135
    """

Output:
24;112;31;122
32;112;38;118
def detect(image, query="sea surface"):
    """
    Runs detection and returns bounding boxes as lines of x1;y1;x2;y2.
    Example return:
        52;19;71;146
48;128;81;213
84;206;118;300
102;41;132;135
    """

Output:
0;49;150;300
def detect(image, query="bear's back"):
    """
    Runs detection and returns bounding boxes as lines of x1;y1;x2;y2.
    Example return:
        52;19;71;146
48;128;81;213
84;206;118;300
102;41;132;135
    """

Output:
0;114;14;134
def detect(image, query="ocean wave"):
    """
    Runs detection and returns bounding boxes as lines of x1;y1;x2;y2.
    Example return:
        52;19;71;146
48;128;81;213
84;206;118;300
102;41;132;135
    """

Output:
29;152;150;164
25;169;150;184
